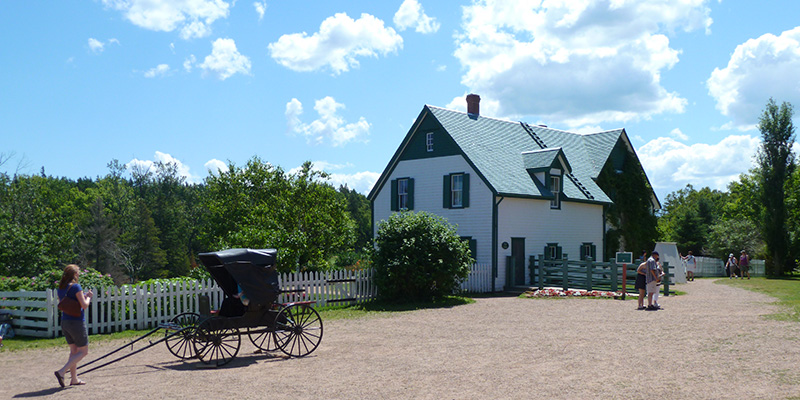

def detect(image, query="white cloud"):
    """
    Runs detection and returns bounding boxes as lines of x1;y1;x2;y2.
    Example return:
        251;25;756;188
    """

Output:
204;159;228;175
126;151;198;183
254;1;266;21
707;26;800;129
144;64;170;78
669;128;689;141
101;0;229;39
637;134;761;199
289;161;380;194
453;0;713;127
89;38;120;53
394;0;440;34
285;97;370;146
88;38;104;53
183;54;196;72
268;12;403;75
200;38;251;80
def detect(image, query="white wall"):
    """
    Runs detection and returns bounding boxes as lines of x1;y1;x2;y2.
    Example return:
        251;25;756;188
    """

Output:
373;155;494;264
496;197;604;287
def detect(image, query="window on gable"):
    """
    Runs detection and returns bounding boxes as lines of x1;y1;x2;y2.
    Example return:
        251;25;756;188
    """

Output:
550;175;561;209
390;178;414;211
426;132;434;152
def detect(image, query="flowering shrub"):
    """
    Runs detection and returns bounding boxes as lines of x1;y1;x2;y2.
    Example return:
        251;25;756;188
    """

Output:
525;288;624;299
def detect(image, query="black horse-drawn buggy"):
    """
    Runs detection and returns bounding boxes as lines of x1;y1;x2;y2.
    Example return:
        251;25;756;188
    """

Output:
78;248;323;372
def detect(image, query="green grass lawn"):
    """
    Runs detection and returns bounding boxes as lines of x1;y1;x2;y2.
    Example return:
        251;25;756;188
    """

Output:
0;295;474;352
717;275;800;322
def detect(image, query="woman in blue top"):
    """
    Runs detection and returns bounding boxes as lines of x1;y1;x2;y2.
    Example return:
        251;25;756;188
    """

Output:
54;264;93;388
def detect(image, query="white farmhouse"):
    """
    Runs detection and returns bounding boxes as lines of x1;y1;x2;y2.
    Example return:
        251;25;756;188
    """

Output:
368;95;659;291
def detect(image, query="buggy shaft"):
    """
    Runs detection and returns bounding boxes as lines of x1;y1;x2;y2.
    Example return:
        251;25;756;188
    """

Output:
77;326;191;375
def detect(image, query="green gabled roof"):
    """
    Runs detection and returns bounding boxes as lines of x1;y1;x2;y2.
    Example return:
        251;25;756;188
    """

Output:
427;105;619;204
521;147;569;173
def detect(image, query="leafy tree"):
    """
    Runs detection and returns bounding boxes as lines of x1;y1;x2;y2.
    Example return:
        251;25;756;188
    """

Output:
657;185;724;255
757;98;796;275
202;158;355;272
373;211;472;302
0;174;79;276
597;147;658;259
338;184;372;250
706;218;764;260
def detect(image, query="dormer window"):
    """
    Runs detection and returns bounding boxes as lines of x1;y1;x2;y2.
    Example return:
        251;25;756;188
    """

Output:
426;132;434;152
550;174;561;209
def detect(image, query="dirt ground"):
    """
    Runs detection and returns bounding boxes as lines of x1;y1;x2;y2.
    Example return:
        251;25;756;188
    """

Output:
2;279;799;400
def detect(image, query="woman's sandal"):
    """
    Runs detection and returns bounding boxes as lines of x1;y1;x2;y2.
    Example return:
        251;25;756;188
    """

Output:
70;380;86;386
54;371;65;388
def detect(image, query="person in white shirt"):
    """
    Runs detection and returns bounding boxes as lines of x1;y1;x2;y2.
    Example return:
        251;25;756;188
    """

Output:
681;251;697;281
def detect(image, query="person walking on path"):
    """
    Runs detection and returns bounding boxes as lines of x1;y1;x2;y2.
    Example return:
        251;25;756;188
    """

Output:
739;250;751;279
635;253;648;310
725;254;738;279
681;251;697;281
54;264;93;388
646;251;661;310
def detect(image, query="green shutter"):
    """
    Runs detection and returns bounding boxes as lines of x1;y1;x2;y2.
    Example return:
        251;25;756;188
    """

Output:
443;175;451;208
462;173;470;208
591;245;597;260
407;178;415;210
470;239;477;260
544;246;549;260
580;245;586;260
390;179;398;211
556;246;562;259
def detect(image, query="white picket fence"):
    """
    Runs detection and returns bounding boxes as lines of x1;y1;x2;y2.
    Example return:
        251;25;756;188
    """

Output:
1;264;491;338
459;263;492;293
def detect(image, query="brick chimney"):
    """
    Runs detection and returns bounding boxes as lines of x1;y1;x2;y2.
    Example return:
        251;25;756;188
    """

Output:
466;94;480;116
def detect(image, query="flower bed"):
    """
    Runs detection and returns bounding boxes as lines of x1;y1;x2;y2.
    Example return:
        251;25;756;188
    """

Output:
524;288;624;299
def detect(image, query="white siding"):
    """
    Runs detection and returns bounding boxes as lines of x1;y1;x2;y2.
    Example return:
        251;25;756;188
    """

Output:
373;155;493;264
496;197;604;287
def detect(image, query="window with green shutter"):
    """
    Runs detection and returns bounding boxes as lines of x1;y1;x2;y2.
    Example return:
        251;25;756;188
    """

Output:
580;242;596;260
391;178;414;211
545;243;562;260
443;173;469;209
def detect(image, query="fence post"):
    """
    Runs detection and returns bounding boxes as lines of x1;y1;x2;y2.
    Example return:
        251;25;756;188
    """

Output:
586;257;593;291
611;259;618;292
562;256;569;291
663;261;671;297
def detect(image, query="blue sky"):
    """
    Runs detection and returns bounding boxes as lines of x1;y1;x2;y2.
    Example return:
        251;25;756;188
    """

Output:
2;0;799;203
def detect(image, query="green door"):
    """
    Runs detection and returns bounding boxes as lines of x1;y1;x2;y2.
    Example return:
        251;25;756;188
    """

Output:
512;238;526;286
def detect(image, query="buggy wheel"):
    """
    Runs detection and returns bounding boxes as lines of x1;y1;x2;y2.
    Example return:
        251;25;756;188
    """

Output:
193;325;241;366
248;327;278;352
164;312;200;359
275;304;323;357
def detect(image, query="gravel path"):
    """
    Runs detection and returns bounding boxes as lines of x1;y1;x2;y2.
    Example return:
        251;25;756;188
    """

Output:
2;279;799;399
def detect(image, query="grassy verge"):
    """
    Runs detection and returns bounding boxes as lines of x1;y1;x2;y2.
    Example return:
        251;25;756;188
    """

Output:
0;295;474;352
717;275;800;322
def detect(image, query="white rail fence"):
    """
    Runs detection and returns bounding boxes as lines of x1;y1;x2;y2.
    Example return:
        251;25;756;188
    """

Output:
1;264;492;338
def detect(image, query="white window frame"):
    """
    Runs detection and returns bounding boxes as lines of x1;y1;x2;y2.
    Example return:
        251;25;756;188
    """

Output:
547;244;558;260
451;174;463;208
426;132;434;152
550;175;561;209
583;243;592;260
398;178;409;210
